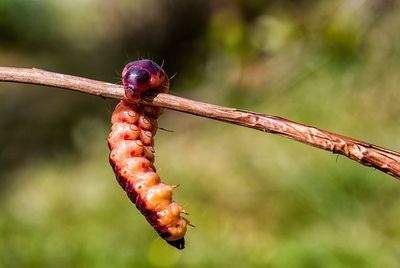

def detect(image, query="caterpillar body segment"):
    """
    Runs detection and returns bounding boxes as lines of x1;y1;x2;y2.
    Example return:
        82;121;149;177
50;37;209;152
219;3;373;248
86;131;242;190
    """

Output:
108;60;189;250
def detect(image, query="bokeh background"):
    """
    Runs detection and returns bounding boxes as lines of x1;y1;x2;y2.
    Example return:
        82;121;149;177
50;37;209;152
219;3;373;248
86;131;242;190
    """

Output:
1;0;400;267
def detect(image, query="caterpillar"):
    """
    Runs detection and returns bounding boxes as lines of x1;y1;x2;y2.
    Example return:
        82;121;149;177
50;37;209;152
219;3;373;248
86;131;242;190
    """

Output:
108;60;189;249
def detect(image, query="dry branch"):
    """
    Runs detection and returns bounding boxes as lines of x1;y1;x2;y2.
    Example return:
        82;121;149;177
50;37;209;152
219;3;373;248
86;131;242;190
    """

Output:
0;66;399;180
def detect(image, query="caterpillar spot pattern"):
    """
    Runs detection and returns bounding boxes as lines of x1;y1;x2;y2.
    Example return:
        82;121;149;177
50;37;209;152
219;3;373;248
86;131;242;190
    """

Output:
108;60;189;249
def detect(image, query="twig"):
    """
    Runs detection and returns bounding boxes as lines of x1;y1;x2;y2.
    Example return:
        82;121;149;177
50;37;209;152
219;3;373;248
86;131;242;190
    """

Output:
0;67;399;180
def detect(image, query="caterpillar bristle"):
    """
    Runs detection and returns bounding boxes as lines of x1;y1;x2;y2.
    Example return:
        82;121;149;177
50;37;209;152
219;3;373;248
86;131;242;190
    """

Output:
171;184;179;189
181;209;189;215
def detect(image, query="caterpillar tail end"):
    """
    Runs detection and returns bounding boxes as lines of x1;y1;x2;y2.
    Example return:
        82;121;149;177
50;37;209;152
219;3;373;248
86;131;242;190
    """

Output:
167;238;185;250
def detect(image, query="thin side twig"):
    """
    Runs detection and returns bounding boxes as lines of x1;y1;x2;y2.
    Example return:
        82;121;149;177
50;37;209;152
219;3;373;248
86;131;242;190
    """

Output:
0;67;399;180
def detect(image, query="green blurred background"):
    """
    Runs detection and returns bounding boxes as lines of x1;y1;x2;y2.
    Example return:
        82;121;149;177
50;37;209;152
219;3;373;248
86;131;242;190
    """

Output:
0;0;400;267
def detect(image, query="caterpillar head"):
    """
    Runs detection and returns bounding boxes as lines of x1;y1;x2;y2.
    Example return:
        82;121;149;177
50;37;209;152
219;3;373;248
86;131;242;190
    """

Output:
122;60;169;102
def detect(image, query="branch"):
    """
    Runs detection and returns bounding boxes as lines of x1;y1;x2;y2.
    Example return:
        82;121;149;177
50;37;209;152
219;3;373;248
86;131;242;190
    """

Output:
1;67;399;180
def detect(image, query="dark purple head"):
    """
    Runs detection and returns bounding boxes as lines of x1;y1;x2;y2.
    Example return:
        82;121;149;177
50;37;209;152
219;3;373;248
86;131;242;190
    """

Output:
122;59;169;101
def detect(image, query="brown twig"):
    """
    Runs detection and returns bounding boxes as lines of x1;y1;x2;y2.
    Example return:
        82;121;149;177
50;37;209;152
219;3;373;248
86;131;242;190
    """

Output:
0;67;399;180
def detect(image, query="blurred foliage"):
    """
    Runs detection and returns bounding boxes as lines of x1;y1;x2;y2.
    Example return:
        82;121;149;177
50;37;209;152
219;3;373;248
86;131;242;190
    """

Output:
0;0;400;267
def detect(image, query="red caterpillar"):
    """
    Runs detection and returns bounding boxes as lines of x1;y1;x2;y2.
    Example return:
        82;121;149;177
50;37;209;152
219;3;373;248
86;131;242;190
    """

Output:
108;60;189;249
